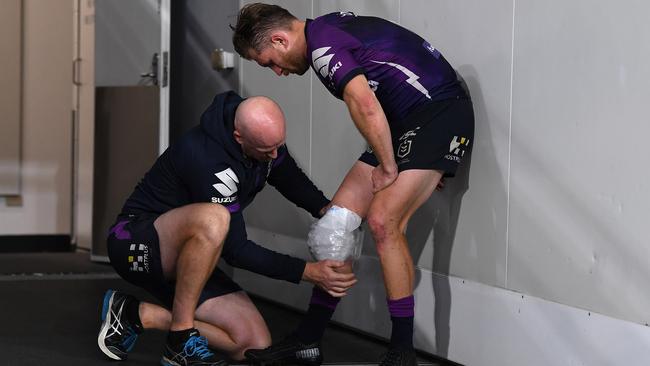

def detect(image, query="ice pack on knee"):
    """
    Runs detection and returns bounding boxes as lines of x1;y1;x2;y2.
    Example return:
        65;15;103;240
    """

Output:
307;205;363;261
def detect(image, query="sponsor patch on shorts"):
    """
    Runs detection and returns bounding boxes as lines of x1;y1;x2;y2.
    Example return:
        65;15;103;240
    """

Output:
444;136;470;163
127;243;151;273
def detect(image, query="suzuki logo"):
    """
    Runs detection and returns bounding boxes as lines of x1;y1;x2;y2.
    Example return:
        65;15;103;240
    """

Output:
328;61;342;79
312;47;336;78
213;168;239;196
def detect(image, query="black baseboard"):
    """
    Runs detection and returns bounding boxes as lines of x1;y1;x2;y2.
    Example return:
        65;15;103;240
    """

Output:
0;235;73;253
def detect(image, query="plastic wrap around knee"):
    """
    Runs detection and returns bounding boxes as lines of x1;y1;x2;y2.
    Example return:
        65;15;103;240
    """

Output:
307;205;363;261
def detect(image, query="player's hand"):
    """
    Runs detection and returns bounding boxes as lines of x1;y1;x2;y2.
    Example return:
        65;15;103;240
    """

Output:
372;164;398;192
303;260;357;297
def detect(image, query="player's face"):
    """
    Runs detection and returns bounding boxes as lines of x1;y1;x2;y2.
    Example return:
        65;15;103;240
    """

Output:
251;45;309;76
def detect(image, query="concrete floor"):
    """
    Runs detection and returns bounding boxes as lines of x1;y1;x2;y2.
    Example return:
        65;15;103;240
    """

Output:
0;252;452;366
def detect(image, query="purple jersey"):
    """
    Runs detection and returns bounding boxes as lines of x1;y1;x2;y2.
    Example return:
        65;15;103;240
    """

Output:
305;12;466;123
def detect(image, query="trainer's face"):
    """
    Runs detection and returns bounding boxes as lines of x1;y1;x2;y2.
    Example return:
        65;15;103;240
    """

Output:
241;139;285;162
237;122;286;163
250;44;309;76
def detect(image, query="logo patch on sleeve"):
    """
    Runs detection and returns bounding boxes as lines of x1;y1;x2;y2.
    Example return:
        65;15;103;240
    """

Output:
212;168;239;203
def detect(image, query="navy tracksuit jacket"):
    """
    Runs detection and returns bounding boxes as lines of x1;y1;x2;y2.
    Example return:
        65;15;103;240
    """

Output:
118;91;329;283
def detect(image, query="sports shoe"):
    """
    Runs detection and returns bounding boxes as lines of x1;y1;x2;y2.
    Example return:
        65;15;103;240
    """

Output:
97;289;142;360
244;334;322;366
161;329;228;366
378;347;418;366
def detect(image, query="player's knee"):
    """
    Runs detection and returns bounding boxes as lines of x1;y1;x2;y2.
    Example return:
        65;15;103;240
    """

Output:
367;210;389;244
368;209;404;255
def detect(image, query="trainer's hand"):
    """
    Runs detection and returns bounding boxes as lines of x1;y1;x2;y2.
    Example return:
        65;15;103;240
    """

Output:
372;164;398;193
303;260;357;297
318;202;334;218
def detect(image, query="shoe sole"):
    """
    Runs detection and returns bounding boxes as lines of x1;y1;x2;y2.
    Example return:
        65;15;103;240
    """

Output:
97;290;124;360
160;355;185;366
250;357;322;366
254;361;321;366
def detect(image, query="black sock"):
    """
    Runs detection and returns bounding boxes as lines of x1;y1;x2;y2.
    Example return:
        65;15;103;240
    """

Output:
387;295;415;349
125;299;144;333
389;316;414;349
295;287;340;343
295;304;336;343
167;328;199;347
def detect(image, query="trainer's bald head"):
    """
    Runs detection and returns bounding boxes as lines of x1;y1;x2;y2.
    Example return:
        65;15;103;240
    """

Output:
234;96;286;161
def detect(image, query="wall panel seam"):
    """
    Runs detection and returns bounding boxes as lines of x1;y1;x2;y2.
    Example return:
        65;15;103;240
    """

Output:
505;0;517;288
239;0;244;96
308;0;313;177
19;0;25;195
397;0;401;24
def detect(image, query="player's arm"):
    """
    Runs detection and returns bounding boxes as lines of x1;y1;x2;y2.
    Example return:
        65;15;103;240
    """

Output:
342;74;398;192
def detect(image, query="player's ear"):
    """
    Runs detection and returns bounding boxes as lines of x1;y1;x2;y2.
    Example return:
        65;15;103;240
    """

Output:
270;31;289;49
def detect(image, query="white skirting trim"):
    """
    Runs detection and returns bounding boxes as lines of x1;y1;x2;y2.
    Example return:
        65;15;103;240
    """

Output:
234;227;650;366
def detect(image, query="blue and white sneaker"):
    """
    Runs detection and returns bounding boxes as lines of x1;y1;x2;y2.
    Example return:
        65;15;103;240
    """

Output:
97;290;142;360
161;329;228;366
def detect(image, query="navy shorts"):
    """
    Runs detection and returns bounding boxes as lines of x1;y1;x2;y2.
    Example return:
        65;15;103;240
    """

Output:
359;96;475;177
106;213;241;309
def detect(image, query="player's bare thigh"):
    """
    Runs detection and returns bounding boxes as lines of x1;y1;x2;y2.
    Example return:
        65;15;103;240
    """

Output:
330;161;375;218
368;169;444;233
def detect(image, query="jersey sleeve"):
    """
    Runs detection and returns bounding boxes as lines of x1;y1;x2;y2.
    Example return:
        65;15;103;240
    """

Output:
312;45;365;98
308;19;365;98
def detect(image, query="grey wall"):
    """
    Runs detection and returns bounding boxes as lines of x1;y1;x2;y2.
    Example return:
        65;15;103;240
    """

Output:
95;0;160;86
238;0;650;330
171;0;240;140
506;0;650;326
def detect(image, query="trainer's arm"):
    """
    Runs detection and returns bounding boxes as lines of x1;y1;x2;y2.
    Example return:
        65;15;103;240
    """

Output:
267;147;330;218
220;212;305;283
342;74;398;192
221;213;356;295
